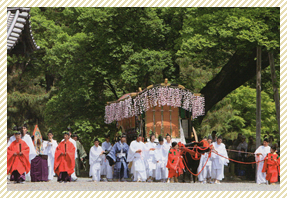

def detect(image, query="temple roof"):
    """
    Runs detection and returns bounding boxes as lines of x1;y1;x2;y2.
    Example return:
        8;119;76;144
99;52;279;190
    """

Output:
7;7;40;53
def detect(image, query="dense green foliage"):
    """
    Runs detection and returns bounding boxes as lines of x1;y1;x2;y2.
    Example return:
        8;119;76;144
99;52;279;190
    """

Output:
7;8;280;152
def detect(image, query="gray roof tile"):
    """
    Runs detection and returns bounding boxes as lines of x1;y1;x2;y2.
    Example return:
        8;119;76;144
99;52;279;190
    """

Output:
7;7;39;52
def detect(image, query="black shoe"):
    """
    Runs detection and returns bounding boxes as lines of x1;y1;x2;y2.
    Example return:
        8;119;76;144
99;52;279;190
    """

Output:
59;180;63;183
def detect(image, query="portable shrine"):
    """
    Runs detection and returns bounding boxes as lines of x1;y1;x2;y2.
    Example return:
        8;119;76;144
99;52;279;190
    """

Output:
105;79;205;144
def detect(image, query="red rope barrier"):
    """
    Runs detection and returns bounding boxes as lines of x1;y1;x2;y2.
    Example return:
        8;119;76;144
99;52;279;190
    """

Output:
211;151;264;164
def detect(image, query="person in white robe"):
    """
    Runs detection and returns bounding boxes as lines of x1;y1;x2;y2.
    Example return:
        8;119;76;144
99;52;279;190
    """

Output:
101;134;113;181
164;134;172;183
89;138;104;182
155;136;169;182
61;128;78;181
127;134;147;182
145;133;157;182
211;136;229;184
198;136;213;184
254;138;271;184
43;130;58;181
8;125;37;181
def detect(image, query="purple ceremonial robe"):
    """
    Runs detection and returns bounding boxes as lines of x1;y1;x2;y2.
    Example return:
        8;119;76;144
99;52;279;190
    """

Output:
30;155;48;182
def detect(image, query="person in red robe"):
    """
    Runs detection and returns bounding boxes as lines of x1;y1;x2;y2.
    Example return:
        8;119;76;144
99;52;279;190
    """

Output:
166;142;185;183
262;145;280;185
7;131;30;184
54;132;75;183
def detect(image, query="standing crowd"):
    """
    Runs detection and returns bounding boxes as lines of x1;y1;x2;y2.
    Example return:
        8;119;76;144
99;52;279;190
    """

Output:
7;125;280;185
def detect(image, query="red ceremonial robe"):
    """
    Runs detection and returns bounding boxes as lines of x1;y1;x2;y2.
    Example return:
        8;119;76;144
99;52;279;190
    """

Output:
54;140;75;176
262;153;280;183
166;148;185;178
7;139;30;175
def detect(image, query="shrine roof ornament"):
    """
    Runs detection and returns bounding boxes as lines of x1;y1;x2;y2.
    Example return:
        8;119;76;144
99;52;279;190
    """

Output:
105;79;205;124
7;7;40;52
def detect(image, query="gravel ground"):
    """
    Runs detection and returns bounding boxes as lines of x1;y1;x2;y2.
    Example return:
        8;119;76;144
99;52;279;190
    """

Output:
7;177;280;191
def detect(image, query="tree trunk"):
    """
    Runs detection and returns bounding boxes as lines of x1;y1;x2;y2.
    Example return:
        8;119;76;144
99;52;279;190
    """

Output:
268;52;280;132
256;46;262;149
198;47;270;124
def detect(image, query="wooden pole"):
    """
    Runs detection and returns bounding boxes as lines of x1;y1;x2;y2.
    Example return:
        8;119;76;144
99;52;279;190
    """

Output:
256;46;262;149
268;52;280;132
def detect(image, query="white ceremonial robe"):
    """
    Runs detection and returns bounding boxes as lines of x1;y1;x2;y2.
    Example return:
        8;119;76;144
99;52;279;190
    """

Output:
211;142;229;181
145;141;157;178
9;134;37;181
43;139;58;180
154;144;169;180
89;145;103;181
101;141;113;179
254;145;271;184
127;140;147;181
62;137;77;180
197;152;212;182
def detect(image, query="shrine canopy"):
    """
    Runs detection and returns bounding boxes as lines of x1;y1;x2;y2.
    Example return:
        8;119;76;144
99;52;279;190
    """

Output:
105;79;205;124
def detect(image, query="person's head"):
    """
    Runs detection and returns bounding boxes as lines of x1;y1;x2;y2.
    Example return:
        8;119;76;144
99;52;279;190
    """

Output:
136;135;142;142
223;138;227;144
172;141;178;149
227;140;233;147
269;136;274;142
47;130;53;140
212;131;217;137
203;136;207;141
120;134;126;143
159;136;164;145
72;133;78;141
94;138;99;147
248;136;254;144
37;139;41;147
63;132;69;141
166;134;171;142
207;135;212;144
237;133;242;139
271;145;277;153
22;124;28;135
241;135;246;143
105;134;110;142
15;132;21;141
263;138;269;147
217;136;223;144
150;133;155;142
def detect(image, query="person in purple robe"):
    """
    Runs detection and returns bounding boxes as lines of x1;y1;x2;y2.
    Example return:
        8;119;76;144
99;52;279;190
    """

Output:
30;136;48;182
106;134;129;182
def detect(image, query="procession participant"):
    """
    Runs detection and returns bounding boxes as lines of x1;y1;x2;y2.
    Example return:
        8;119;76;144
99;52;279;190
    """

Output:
165;133;172;148
145;133;156;182
8;125;37;181
127;132;147;182
72;134;87;177
106;133;129;182
100;134;113;182
198;135;213;184
211;136;229;184
61;127;78;181
211;131;217;143
254;138;271;184
262;145;280;185
43;130;58;181
89;138;104;182
7;131;30;184
54;131;75;183
155;136;168;182
166;142;184;183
